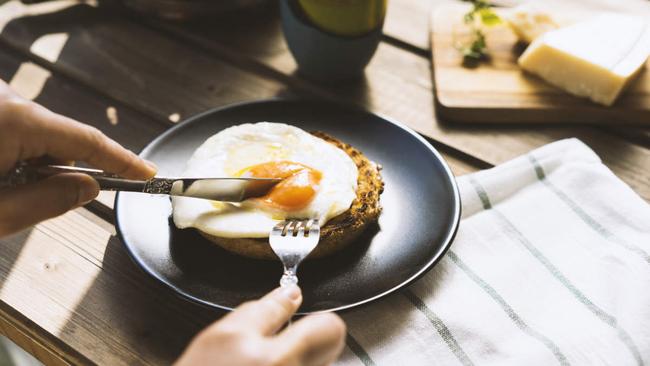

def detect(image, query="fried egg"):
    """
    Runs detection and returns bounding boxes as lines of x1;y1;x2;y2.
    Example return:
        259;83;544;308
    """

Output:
172;122;358;238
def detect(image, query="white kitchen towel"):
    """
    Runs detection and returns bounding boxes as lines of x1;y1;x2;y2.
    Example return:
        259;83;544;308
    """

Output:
336;139;650;366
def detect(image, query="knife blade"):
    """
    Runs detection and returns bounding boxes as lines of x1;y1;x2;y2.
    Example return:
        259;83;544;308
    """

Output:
0;163;281;202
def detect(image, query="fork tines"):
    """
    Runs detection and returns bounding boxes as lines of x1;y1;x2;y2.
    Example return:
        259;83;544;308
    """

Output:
275;219;317;237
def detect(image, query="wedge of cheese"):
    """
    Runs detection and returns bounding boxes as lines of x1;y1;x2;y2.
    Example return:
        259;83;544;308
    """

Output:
518;13;650;106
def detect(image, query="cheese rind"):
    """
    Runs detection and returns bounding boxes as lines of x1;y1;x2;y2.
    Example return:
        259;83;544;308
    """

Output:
518;13;650;106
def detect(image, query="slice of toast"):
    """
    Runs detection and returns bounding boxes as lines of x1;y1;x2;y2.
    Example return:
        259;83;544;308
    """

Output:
198;131;384;260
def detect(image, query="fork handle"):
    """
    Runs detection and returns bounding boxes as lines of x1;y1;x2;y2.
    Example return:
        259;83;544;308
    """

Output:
280;268;299;287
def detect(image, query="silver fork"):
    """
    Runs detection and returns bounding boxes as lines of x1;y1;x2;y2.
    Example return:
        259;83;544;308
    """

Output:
269;219;320;287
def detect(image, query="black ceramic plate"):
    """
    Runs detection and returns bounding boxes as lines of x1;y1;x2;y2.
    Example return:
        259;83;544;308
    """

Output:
115;99;461;314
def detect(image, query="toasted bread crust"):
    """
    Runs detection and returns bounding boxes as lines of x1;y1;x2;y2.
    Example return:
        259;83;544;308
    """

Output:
198;131;384;260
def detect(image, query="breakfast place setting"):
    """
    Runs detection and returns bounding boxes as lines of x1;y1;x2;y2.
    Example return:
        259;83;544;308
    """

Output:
0;0;648;365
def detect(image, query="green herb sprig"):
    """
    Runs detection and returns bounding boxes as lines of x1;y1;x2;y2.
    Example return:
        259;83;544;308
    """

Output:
459;0;502;61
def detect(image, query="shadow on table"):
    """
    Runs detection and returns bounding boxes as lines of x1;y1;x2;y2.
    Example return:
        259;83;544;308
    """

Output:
0;60;30;292
0;228;33;294
144;0;284;63
0;43;163;156
59;234;220;364
0;0;295;124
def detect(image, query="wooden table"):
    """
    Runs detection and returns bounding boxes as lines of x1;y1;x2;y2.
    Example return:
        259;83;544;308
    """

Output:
0;0;647;364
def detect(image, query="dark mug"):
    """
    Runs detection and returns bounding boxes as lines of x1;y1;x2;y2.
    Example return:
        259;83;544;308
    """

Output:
280;0;388;81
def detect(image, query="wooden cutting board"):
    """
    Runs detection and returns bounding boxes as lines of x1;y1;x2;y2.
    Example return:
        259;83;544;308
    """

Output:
430;4;650;125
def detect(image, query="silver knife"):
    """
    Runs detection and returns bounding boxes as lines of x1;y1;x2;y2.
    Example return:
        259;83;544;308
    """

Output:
0;163;281;202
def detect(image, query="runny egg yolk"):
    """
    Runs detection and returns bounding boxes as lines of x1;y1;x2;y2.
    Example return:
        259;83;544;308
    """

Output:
240;161;322;211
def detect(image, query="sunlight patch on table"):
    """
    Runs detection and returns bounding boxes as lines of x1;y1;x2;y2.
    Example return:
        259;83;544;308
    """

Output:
0;210;110;335
30;32;69;63
9;62;50;100
168;113;181;122
96;191;116;210
0;0;90;34
336;345;367;366
106;106;119;125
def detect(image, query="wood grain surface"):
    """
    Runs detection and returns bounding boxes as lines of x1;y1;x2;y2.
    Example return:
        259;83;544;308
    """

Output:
0;0;646;364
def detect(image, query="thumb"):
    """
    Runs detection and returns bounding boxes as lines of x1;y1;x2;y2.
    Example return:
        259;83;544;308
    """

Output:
0;173;99;236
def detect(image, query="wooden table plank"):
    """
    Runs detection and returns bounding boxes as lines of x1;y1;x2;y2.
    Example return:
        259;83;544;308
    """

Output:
0;208;219;366
384;0;437;50
0;307;72;366
0;0;286;123
0;58;164;155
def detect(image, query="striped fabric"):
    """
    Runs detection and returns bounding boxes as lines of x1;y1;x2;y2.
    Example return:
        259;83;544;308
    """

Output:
335;139;650;366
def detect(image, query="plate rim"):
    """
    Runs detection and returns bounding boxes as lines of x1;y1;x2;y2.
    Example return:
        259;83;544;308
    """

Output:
115;98;462;314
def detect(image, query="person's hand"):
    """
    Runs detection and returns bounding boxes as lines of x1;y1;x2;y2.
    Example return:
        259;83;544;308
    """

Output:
0;81;156;237
175;285;346;366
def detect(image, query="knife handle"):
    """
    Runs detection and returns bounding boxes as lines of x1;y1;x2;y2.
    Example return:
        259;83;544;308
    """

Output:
1;163;276;200
92;176;148;192
0;163;153;193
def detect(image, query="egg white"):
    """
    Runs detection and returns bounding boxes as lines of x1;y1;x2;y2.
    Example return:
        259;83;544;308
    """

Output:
172;122;359;238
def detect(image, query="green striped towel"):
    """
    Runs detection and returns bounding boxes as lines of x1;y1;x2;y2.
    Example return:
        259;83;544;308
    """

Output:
336;139;650;366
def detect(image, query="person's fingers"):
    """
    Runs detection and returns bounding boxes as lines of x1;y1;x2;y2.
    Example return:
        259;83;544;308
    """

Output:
27;156;75;167
216;285;302;336
1;100;156;179
0;173;99;237
29;105;157;179
273;313;346;366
